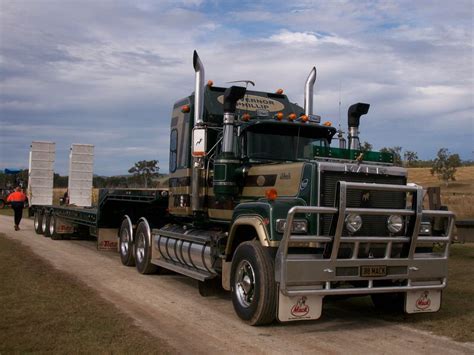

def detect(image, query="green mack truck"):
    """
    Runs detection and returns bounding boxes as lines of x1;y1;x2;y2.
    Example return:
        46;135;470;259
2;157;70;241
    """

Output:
33;51;455;326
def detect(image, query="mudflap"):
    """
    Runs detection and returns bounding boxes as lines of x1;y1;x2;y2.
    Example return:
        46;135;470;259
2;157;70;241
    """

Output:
277;289;323;322
405;289;442;314
97;228;119;251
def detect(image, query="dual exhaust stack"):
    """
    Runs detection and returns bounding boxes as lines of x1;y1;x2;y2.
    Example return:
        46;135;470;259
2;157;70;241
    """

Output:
190;51;370;211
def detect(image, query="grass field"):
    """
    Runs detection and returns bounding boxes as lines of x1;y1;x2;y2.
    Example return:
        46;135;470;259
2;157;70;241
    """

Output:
408;166;474;219
0;234;172;353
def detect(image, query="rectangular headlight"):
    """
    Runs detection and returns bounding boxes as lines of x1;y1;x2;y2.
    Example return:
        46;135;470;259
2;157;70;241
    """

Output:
276;219;308;234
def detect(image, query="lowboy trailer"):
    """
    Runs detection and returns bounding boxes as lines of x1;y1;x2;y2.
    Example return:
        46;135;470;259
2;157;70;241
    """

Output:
30;51;455;325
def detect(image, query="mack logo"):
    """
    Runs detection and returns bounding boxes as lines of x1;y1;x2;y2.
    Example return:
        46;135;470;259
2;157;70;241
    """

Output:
344;165;387;175
217;94;285;112
416;291;432;310
290;296;310;317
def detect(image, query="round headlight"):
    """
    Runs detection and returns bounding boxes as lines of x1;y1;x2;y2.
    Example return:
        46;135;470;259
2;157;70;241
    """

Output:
387;215;404;234
345;214;362;233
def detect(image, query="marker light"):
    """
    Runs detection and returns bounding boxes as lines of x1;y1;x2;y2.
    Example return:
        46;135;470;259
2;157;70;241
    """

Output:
300;114;309;122
288;113;297;121
242;113;251;122
275;88;284;94
323;121;332;126
265;188;278;201
207;80;214;87
181;105;191;113
275;112;284;121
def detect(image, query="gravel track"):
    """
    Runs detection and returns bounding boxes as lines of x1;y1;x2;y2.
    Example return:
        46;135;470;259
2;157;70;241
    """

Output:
1;215;473;354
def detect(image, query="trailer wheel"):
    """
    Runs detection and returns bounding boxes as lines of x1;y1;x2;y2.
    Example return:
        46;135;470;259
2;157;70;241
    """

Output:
119;217;135;266
0;199;5;209
34;211;44;235
134;221;158;274
41;212;49;237
230;241;276;325
48;214;62;240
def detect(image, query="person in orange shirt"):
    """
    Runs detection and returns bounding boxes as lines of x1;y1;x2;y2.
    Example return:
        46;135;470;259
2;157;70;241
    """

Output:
7;186;27;231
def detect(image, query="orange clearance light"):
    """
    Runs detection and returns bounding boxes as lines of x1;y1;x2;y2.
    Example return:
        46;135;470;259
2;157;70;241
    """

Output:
288;113;297;121
275;88;284;95
276;112;284;121
265;188;278;201
323;121;332;126
181;104;191;113
300;114;309;122
207;80;214;87
242;113;251;121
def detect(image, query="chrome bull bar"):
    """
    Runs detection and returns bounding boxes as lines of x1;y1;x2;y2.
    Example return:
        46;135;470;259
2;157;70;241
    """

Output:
275;182;455;297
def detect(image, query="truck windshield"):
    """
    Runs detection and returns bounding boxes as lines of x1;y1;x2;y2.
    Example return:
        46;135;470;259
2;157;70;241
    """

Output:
245;124;328;161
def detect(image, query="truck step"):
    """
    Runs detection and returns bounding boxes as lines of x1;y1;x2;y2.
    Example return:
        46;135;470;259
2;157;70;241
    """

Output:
151;258;215;281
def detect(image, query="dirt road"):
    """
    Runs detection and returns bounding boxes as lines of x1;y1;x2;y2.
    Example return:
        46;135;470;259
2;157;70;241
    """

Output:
1;215;472;354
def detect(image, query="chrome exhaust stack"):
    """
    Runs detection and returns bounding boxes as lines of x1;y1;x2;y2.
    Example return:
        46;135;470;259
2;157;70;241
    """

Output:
347;103;370;151
193;50;205;127
304;67;317;116
191;51;206;213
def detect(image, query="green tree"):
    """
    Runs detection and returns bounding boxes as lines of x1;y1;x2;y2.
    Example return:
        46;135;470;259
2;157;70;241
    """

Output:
380;146;402;166
431;148;461;186
128;160;159;188
403;150;419;167
360;141;373;152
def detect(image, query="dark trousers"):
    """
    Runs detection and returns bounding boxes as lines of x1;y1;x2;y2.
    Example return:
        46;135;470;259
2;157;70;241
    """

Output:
11;202;24;226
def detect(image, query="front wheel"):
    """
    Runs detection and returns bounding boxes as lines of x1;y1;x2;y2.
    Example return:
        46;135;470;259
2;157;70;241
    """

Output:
119;217;135;266
231;241;276;326
134;220;158;274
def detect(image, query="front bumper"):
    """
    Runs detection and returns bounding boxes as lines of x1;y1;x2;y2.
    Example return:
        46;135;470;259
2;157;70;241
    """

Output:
275;182;455;297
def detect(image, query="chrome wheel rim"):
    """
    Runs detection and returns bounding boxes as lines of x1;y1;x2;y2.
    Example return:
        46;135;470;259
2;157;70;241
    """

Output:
42;215;47;232
136;232;145;263
235;260;256;308
120;228;130;256
34;214;39;230
49;216;55;235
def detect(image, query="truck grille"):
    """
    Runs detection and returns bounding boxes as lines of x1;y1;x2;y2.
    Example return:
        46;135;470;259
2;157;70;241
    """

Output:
320;170;406;236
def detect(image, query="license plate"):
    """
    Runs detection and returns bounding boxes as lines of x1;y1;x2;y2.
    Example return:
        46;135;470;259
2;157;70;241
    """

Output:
361;265;387;277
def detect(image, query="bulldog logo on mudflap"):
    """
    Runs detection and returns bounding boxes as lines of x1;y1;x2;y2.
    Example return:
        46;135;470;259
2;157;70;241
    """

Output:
291;296;310;317
416;291;432;310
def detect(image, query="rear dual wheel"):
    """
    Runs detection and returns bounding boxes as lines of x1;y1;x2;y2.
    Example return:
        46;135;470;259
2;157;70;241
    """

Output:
134;220;158;275
119;217;135;266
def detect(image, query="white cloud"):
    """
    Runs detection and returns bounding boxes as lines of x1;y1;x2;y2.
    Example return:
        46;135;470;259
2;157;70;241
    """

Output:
0;0;472;175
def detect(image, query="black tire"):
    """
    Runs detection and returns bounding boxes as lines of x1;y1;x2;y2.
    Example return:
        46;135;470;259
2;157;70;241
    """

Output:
42;213;51;238
119;218;135;266
49;214;62;240
134;221;158;274
34;211;44;235
0;199;5;209
230;241;276;325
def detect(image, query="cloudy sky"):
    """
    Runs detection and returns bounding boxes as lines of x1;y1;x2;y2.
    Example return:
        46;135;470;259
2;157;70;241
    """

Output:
1;0;472;175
